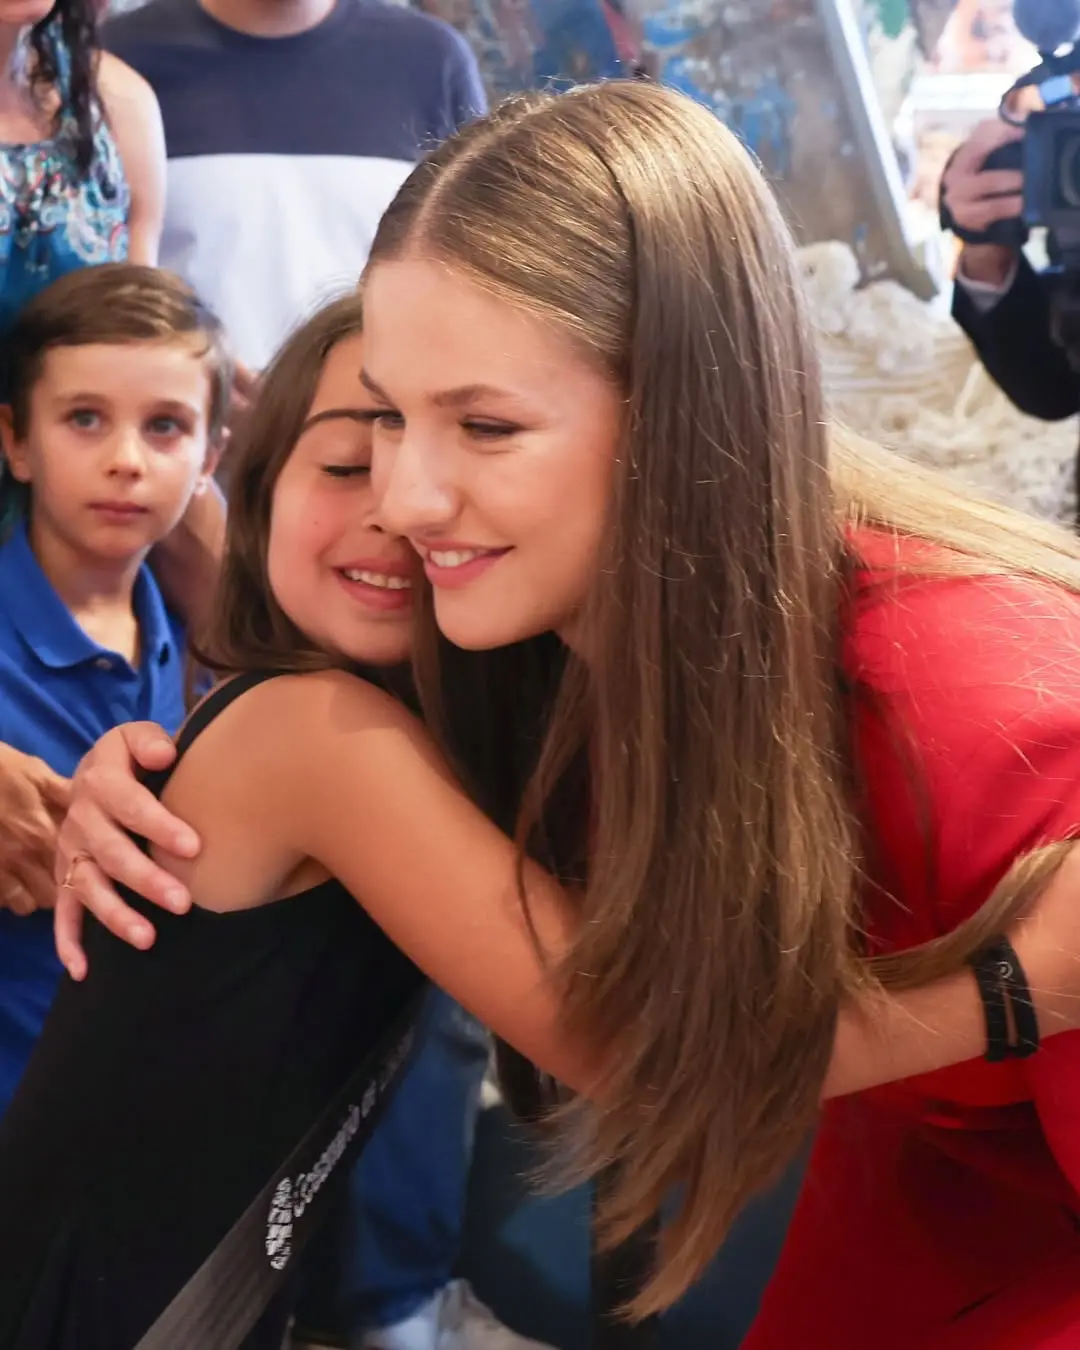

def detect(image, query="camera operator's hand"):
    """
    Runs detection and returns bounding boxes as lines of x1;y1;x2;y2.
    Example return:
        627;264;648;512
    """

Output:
942;119;1025;288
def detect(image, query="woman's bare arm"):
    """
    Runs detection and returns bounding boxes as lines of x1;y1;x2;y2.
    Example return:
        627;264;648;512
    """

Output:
197;672;1080;1097
270;672;587;1085
97;54;166;265
824;844;1080;1098
54;691;1080;1096
53;677;591;1089
826;971;986;1098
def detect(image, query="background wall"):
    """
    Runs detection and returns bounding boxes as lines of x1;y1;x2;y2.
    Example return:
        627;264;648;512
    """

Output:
415;0;945;290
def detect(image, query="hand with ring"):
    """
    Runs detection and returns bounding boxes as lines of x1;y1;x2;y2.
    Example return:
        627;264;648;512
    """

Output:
0;742;71;917
59;852;91;892
54;722;200;981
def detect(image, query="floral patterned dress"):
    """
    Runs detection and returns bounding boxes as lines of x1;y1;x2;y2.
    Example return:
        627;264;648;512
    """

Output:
0;36;130;335
0;26;130;527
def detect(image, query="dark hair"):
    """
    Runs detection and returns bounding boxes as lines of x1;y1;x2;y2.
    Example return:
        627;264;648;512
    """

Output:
199;292;368;676
31;0;100;177
8;262;232;443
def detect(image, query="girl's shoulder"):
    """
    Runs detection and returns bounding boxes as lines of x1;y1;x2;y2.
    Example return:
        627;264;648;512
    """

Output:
183;666;415;757
189;665;443;800
155;667;425;910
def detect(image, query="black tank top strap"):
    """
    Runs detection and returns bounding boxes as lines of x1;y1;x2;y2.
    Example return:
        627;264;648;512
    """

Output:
140;671;287;800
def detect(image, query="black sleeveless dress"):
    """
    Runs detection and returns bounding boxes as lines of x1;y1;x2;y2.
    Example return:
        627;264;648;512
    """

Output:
0;671;425;1349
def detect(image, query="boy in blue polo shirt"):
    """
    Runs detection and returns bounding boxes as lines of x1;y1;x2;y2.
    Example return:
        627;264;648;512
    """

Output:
0;262;228;1113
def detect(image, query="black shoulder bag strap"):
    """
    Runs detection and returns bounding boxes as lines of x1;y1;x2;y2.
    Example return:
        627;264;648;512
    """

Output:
134;991;425;1350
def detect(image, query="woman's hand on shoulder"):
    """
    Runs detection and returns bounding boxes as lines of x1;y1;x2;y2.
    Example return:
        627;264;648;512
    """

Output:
54;723;200;980
97;54;166;265
53;676;420;981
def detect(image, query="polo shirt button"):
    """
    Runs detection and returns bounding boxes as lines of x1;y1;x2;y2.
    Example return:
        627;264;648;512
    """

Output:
95;657;113;672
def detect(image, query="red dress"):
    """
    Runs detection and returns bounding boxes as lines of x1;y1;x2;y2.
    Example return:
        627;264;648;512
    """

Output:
745;534;1080;1350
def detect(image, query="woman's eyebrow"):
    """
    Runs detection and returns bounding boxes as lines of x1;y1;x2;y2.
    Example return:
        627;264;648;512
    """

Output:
299;408;374;432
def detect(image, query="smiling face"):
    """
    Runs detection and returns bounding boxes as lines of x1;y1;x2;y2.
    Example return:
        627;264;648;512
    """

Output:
3;338;216;571
363;259;622;651
360;84;848;1322
266;333;418;668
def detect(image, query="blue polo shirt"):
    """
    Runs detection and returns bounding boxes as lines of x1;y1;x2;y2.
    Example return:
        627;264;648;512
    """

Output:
0;522;187;1112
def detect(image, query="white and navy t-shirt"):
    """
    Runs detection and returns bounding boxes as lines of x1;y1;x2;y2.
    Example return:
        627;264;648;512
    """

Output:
105;0;486;368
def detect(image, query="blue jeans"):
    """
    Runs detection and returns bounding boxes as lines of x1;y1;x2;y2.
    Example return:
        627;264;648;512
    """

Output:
341;989;491;1336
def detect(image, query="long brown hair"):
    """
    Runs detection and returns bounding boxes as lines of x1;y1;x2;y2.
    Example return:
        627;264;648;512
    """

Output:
200;292;367;676
367;81;1080;1315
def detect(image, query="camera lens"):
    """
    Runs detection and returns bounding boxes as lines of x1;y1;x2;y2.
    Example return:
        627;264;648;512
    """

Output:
1057;131;1080;208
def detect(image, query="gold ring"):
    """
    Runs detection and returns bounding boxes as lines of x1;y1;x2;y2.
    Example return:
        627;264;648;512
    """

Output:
60;852;91;891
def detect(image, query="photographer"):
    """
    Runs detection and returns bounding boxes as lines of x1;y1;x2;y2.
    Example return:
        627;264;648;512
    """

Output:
942;1;1080;524
945;117;1080;427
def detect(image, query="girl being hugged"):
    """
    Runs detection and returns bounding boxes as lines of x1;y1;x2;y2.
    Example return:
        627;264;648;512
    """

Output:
0;294;560;1349
59;83;1080;1348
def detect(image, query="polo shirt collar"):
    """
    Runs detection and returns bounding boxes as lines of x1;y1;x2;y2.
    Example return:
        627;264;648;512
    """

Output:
0;521;174;672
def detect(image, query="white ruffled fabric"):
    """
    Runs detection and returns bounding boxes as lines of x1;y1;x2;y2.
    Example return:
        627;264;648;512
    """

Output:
799;240;1079;525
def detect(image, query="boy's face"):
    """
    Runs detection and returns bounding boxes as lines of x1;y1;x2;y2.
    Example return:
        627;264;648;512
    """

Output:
3;339;219;566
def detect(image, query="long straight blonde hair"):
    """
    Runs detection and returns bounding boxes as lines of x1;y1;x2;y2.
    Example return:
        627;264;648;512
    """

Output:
368;81;1080;1316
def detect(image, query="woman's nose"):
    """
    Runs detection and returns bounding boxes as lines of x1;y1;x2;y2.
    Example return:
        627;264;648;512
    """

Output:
372;432;458;536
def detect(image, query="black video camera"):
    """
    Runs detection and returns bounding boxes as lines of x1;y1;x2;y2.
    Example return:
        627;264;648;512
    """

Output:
947;44;1080;269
